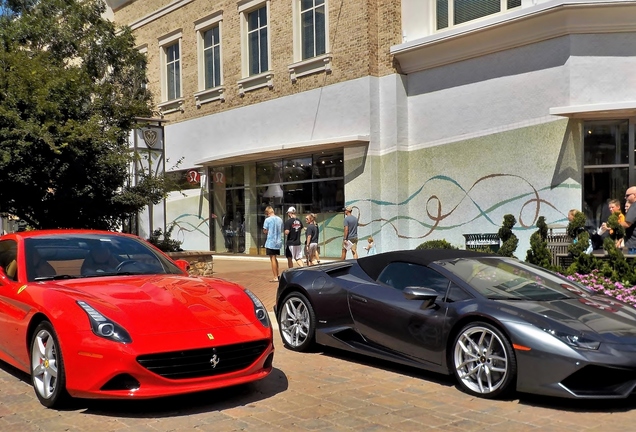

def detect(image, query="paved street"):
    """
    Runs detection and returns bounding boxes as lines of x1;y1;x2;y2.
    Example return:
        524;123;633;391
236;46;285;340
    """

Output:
2;255;636;431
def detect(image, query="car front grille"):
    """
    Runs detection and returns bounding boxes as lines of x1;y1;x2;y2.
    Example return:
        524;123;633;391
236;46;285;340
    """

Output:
137;339;270;379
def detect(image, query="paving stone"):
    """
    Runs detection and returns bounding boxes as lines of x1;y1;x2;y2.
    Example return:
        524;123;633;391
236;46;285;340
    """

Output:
1;256;636;431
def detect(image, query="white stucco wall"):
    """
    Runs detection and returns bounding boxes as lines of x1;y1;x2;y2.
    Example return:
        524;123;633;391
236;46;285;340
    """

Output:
407;36;571;147
164;77;382;170
568;33;636;106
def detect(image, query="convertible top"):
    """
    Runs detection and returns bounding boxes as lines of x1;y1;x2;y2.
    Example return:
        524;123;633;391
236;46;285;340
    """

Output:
357;249;496;281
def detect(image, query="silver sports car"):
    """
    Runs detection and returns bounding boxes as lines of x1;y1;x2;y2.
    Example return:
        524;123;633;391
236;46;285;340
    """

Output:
274;249;636;399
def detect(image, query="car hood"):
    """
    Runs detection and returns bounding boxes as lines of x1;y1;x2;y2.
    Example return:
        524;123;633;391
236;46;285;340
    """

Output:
498;295;636;343
53;275;254;335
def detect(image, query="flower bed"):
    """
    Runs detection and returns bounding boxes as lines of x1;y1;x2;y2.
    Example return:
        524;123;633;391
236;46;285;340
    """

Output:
564;270;636;306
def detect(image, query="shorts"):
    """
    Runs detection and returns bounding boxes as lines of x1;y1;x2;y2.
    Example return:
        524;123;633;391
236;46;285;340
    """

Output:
286;245;304;261
265;248;280;256
343;237;358;254
305;243;318;261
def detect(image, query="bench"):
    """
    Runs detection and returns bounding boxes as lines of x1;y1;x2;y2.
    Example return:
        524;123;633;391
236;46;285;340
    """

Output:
463;233;501;253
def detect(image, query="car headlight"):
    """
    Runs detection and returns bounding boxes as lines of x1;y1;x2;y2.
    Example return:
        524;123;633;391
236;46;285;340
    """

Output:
245;289;270;327
543;329;600;350
77;301;132;344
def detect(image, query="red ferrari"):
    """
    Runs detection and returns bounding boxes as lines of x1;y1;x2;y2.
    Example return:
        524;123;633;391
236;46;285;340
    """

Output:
0;230;274;408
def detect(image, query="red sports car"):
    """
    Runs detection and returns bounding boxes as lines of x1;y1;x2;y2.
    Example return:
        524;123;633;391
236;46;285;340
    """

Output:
0;229;274;408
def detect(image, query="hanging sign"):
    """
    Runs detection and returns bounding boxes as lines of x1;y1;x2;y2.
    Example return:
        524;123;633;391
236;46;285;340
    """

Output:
186;170;201;184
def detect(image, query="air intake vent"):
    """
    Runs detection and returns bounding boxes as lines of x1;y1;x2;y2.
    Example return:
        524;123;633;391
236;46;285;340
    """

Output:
137;340;269;379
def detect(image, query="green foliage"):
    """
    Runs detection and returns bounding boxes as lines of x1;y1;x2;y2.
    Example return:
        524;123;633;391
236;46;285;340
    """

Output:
526;216;552;268
564;210;595;274
595;237;630;282
148;224;183;252
497;214;518;258
415;239;457;250
566;211;586;239
606;212;625;242
0;0;172;230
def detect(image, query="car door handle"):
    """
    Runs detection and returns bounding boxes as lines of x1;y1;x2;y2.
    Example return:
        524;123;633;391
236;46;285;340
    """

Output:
350;295;367;303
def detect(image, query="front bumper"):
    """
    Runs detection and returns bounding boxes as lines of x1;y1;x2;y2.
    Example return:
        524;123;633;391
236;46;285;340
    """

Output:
507;322;636;399
63;328;274;400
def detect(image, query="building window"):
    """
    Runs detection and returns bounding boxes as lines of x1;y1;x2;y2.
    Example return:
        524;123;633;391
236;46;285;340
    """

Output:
136;45;148;91
583;120;630;230
195;12;225;106
238;0;272;95
247;6;268;75
436;0;521;30
165;43;181;100
300;0;326;60
288;0;331;82
158;30;184;114
203;26;221;89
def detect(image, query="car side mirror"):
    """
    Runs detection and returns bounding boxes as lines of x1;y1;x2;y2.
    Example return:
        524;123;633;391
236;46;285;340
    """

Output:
174;259;191;273
403;286;438;309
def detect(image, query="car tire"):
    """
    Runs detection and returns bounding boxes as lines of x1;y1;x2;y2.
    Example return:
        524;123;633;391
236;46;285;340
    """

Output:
278;292;316;352
31;321;70;408
451;322;516;399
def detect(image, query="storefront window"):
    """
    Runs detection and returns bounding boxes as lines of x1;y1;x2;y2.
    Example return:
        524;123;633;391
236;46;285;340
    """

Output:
165;169;203;192
225;165;246;187
583;120;630;229
314;152;344;178
216;150;345;256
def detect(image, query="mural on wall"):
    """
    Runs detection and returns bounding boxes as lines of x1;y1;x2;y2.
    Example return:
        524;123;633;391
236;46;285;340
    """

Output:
340;119;581;254
346;174;578;236
165;189;211;251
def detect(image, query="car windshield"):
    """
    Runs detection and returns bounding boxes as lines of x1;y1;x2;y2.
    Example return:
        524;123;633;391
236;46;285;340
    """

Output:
438;257;593;301
24;234;183;282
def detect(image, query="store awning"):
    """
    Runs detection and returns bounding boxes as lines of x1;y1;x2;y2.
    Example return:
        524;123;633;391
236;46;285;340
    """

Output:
194;135;370;167
549;102;636;119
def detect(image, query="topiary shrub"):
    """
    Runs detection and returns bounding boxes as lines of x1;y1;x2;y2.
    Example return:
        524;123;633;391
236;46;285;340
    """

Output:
416;239;457;250
497;214;518;258
566;210;590;260
526;216;552;268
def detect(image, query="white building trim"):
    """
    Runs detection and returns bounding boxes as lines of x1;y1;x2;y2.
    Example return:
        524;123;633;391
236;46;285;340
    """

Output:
392;0;636;73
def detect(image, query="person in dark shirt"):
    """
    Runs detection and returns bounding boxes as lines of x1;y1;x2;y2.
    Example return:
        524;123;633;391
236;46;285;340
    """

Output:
341;206;359;260
284;206;304;268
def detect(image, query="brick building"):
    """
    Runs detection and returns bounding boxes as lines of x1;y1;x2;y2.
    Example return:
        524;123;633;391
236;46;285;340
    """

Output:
107;0;636;257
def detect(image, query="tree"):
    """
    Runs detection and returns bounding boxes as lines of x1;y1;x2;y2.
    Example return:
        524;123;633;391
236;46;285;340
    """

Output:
0;0;169;230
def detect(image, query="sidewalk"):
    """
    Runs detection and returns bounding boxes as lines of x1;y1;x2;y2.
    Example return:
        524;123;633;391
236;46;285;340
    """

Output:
211;254;334;311
209;254;282;311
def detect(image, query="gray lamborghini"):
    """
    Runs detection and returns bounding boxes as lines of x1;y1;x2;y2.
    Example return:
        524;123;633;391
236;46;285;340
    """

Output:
274;249;636;399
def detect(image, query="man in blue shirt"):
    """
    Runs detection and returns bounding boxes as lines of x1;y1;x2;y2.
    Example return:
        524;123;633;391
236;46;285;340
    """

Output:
263;206;283;282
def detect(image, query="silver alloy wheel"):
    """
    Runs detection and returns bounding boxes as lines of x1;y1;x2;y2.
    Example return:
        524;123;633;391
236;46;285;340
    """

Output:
31;328;59;400
280;296;310;348
453;325;509;395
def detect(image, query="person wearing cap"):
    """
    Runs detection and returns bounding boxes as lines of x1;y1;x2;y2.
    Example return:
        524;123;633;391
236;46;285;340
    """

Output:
284;206;304;268
263;206;283;282
341;205;359;260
